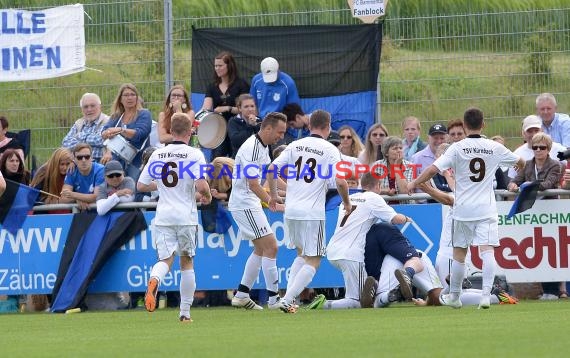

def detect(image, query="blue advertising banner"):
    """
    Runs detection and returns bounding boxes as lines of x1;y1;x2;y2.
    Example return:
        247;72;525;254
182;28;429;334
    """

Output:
0;204;443;295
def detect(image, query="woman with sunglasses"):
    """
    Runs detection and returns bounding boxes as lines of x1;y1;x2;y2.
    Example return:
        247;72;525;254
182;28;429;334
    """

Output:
507;132;561;193
158;85;194;145
101;83;152;178
358;123;389;165
337;125;364;158
507;132;566;300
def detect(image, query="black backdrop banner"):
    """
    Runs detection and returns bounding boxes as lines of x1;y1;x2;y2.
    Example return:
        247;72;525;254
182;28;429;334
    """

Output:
191;24;382;138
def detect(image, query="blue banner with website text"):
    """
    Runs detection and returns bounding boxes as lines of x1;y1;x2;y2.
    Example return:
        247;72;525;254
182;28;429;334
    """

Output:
0;204;442;294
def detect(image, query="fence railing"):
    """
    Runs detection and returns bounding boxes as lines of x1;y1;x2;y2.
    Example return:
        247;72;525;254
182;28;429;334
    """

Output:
31;189;570;213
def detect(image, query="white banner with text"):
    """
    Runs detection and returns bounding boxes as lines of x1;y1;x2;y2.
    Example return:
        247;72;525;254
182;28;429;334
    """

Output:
1;4;85;82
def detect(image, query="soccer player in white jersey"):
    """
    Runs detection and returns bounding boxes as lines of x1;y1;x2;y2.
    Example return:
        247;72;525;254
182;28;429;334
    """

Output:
306;172;410;309
228;112;287;310
408;107;525;309
267;109;352;313
418;180;518;305
137;113;212;322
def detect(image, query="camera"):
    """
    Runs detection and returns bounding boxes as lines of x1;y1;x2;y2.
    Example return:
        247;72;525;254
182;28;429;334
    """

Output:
557;149;570;161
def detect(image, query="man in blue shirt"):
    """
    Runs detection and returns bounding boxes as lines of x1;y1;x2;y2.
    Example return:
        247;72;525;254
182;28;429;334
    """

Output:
536;93;570;147
276;103;310;145
60;143;105;211
250;57;301;118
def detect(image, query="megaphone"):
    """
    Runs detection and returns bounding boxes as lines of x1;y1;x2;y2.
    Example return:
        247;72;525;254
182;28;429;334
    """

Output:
195;110;227;149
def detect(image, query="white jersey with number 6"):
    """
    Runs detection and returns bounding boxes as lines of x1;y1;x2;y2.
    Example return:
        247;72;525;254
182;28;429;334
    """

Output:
272;135;341;220
433;136;519;221
327;191;398;262
138;143;206;226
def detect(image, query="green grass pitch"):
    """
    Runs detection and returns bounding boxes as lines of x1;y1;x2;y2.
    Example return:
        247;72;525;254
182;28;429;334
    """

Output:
1;300;569;357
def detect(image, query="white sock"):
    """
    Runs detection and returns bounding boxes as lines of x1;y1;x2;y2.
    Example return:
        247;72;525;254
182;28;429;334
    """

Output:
284;265;316;303
481;250;496;296
179;269;195;317
449;260;466;301
327;298;360;310
287;256;306;292
261;257;279;301
235;253;262;298
150;261;170;284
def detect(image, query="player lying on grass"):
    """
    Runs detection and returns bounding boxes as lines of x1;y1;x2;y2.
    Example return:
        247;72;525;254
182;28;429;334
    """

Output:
367;251;518;308
305;172;413;310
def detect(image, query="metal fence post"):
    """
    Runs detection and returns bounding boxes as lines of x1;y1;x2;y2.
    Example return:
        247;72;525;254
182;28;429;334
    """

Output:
164;0;174;95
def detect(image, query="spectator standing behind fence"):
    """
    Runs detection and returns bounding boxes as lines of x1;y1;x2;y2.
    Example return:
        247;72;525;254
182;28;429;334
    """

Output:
536;93;570;147
201;51;250;158
227;94;261;158
277;103;310;146
447;118;465;143
59;143;105;211
338;125;364;158
95;160;135;215
31;148;74;213
412;123;447;176
507;132;565;300
358;123;389;165
0;116;25;162
250;57;300;119
372;136;414;203
138;112;212;323
0;148;30;185
508;115;566;179
158;85;195;145
101;83;152;179
401;116;426;161
62;93;109;163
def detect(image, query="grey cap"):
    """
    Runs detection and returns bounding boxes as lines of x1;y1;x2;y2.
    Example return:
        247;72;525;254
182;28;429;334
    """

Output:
104;160;124;175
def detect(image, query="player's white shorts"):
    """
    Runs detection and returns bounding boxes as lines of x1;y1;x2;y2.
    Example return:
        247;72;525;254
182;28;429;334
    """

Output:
230;208;273;240
285;219;326;257
153;224;197;260
377;251;442;307
329;259;367;301
452;216;499;248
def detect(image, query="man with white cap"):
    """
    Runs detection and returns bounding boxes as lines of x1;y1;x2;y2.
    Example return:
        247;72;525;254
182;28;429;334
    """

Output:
507;114;566;178
250;57;300;118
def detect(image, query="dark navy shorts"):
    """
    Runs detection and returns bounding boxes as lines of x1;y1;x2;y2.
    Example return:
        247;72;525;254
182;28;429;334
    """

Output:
364;222;420;280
